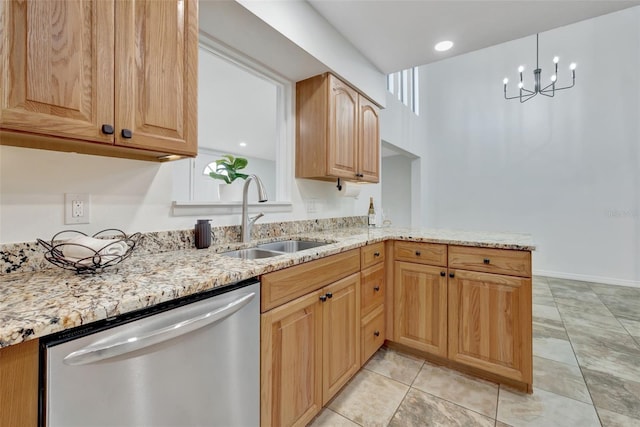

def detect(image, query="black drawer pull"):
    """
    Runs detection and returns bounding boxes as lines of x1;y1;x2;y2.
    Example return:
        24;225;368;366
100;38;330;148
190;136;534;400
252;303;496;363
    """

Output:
319;295;327;302
121;128;133;139
415;251;421;256
101;124;114;135
449;272;455;278
483;258;491;264
326;292;333;299
374;331;380;337
374;252;380;257
440;271;446;277
373;286;380;292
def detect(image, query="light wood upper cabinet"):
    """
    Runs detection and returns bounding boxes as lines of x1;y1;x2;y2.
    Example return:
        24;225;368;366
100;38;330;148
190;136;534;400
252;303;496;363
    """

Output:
358;96;380;182
0;0;197;161
114;0;197;155
327;76;359;178
448;269;532;384
1;0;114;144
393;261;448;357
296;73;380;183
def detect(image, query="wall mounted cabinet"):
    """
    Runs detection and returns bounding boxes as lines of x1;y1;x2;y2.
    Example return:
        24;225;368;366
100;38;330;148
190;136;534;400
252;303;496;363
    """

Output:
0;0;198;161
296;73;380;183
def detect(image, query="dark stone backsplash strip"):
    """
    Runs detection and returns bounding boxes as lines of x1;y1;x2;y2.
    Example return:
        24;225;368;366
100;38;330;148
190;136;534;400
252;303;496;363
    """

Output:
0;216;367;275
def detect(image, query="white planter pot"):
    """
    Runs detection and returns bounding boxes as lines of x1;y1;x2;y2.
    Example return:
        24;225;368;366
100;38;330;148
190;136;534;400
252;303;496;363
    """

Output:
218;181;244;202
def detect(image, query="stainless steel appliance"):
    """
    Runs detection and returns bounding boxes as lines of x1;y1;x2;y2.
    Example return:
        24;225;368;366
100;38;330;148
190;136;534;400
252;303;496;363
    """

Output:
41;279;260;427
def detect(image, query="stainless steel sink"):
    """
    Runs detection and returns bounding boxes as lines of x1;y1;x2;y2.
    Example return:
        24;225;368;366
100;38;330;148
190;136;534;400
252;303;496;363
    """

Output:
221;248;283;260
256;240;330;253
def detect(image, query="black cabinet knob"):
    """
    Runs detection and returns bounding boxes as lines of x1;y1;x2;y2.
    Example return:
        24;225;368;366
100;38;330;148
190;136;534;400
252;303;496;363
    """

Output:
326;292;333;299
483;258;491;264
121;129;133;139
374;331;380;337
415;251;421;256
101;124;114;135
449;272;455;278
374;252;380;257
440;271;446;277
319;295;327;302
373;286;380;292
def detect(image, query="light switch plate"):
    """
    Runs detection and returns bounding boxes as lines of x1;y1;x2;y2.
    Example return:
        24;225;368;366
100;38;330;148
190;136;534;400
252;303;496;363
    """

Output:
65;193;91;224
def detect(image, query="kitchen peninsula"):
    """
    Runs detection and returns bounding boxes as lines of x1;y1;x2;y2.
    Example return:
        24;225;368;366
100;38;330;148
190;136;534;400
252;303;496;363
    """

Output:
0;222;535;426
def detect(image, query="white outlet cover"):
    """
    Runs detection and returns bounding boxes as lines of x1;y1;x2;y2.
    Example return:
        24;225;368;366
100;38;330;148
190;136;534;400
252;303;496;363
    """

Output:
65;193;91;225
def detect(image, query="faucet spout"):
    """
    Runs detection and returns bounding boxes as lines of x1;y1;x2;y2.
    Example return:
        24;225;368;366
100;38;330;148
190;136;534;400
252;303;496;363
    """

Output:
241;175;268;243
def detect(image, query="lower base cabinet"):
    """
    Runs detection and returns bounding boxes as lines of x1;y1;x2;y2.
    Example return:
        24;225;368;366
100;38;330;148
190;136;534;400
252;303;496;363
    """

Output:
448;269;532;385
260;273;360;427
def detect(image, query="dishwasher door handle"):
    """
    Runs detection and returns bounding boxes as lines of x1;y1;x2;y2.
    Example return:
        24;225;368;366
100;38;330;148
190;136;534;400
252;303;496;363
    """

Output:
63;291;256;366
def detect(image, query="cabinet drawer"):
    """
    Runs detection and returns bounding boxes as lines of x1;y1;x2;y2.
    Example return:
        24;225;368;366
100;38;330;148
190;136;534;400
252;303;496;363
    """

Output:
361;305;385;365
361;263;384;317
448;246;531;278
261;249;360;312
361;242;385;269
394;241;447;267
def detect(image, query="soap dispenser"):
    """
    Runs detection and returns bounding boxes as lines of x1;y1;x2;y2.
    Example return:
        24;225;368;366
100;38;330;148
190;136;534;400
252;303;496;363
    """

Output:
195;219;212;249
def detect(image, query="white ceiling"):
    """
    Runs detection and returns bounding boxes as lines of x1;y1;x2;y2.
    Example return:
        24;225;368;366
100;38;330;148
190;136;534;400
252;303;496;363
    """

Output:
308;0;640;73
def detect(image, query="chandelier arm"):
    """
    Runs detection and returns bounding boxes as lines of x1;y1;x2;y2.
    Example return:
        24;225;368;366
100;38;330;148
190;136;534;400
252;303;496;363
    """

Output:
519;92;537;103
539;90;555;98
541;81;576;93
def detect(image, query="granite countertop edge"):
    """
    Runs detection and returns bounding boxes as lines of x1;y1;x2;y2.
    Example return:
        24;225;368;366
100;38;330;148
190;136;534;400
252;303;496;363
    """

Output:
0;227;535;348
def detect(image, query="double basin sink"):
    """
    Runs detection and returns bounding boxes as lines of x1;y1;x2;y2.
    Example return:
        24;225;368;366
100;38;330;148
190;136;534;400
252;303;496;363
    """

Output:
221;240;331;260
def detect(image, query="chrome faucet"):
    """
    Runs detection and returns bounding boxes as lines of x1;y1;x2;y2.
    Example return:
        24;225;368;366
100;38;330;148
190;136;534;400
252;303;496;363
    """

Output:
241;174;268;242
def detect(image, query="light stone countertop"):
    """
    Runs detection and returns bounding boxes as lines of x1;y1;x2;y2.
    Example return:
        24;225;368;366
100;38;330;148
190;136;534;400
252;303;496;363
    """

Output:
0;227;534;348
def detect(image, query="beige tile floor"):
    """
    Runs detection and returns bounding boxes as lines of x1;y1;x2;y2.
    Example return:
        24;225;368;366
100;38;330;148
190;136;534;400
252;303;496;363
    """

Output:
308;276;640;427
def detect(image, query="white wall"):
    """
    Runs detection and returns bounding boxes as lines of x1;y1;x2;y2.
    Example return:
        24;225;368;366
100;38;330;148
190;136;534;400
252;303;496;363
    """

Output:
236;0;386;106
423;7;640;286
0;144;380;243
381;155;413;227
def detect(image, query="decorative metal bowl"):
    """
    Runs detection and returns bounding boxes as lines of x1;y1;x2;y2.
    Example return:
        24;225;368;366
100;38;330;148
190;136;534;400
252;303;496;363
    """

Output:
37;229;142;274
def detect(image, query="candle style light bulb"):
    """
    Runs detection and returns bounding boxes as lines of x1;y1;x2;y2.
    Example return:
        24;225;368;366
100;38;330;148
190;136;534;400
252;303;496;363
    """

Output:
503;78;509;85
518;65;524;73
553;56;559;64
551;75;557;82
518;82;524;89
569;63;577;70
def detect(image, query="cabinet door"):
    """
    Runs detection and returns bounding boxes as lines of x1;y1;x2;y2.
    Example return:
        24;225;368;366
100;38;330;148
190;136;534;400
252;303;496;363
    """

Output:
448;269;532;383
0;339;39;427
322;273;360;404
0;0;114;143
394;261;448;357
358;95;380;182
115;0;197;156
261;292;323;427
327;75;358;179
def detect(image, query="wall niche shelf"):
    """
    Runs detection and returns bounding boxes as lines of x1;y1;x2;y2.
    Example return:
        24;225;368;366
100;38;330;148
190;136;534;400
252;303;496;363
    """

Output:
171;201;292;216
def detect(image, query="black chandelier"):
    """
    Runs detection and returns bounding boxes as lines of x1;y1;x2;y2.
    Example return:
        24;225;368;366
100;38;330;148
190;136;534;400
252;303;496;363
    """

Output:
503;33;576;103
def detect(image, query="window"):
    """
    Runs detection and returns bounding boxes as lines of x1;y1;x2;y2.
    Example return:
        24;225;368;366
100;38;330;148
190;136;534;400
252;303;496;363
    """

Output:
412;67;420;115
387;67;419;116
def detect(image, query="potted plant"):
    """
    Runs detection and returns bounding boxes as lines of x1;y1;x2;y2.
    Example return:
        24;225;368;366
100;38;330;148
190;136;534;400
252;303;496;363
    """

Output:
209;154;249;201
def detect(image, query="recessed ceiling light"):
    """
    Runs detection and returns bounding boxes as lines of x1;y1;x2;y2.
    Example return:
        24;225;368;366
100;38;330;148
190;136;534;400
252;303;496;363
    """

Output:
434;40;453;52
239;141;247;147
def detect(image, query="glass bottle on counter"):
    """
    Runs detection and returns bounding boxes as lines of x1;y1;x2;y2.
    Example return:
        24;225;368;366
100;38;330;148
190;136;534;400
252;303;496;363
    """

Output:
368;197;376;227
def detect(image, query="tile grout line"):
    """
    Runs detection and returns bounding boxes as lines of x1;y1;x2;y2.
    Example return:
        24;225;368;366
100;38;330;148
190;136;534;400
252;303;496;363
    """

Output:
384;357;426;427
549;278;603;426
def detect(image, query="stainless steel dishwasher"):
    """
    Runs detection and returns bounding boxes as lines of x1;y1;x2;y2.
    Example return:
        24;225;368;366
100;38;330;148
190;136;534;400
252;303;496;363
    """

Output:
40;279;260;427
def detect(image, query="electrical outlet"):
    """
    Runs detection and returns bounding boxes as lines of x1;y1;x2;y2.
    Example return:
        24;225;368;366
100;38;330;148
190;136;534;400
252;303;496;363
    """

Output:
72;200;84;218
65;193;91;224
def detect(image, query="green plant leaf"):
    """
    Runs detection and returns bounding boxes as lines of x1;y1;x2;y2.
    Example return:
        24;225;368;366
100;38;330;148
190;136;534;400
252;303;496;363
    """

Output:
232;157;248;170
209;171;231;184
